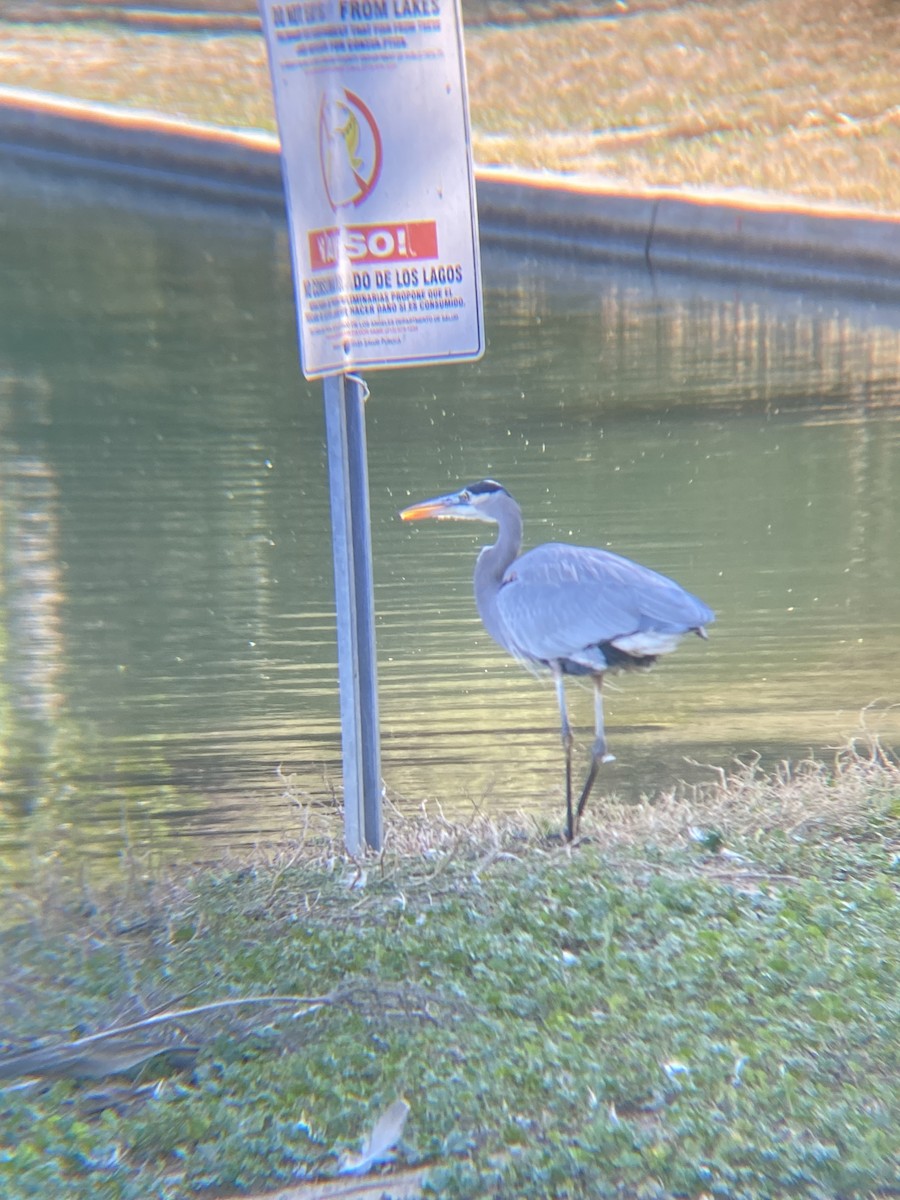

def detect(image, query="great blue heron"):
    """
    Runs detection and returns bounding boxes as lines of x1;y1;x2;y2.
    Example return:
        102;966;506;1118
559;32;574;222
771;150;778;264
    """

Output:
400;479;714;840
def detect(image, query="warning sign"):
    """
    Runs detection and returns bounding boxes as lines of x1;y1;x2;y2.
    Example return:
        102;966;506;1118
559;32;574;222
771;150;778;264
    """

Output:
259;0;484;379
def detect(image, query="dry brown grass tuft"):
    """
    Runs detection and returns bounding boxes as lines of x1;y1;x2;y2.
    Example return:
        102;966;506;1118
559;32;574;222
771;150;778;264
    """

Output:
588;736;899;854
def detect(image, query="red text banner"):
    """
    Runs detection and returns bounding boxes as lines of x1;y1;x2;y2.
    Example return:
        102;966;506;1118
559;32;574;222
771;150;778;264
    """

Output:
309;220;439;271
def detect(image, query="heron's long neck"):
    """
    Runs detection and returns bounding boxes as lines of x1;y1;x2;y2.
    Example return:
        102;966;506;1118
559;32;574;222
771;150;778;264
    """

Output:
473;502;522;650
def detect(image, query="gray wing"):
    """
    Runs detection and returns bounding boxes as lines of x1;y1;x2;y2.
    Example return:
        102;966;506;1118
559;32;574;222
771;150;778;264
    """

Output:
494;542;714;666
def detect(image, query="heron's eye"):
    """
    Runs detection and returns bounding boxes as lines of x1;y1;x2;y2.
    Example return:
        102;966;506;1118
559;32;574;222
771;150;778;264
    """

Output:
459;491;471;503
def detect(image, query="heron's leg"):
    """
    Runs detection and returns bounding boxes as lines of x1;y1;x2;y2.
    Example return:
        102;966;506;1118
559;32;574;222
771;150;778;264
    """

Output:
553;669;576;841
574;674;615;831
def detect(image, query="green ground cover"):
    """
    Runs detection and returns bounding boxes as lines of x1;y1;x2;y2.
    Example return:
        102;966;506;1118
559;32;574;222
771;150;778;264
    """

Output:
2;749;899;1198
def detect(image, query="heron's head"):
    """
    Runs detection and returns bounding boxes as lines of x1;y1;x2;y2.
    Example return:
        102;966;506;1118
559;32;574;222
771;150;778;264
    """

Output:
400;479;511;523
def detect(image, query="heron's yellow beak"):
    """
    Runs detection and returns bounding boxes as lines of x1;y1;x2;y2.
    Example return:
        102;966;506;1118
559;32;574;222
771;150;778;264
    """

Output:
400;489;485;522
399;497;456;521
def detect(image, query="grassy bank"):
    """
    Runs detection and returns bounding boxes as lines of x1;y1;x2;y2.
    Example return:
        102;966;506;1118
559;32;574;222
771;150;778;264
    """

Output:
2;746;898;1198
0;0;898;210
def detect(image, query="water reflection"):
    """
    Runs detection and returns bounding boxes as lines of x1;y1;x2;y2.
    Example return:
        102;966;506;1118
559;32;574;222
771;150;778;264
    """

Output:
0;161;898;880
0;378;64;820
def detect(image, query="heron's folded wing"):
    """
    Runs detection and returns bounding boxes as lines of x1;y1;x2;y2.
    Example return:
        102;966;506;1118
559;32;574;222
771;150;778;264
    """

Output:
496;543;712;663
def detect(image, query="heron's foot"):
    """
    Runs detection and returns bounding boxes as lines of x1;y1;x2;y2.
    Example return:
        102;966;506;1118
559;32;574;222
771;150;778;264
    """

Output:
546;827;577;846
550;828;595;847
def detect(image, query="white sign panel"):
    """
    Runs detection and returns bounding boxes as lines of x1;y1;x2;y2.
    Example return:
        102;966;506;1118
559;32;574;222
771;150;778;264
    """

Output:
259;0;484;379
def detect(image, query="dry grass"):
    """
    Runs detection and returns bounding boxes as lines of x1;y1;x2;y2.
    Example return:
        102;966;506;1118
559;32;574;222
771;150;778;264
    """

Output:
1;0;899;209
465;0;900;209
0;25;274;129
268;736;900;878
593;738;899;861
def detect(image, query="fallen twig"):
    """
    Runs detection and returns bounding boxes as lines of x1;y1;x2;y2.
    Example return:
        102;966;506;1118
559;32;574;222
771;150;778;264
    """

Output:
0;981;450;1083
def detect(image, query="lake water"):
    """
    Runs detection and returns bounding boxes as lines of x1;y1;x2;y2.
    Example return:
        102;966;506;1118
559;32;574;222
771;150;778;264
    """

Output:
1;161;898;881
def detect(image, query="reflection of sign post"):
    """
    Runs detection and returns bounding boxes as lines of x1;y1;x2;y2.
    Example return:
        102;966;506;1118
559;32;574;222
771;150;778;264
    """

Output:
259;0;483;852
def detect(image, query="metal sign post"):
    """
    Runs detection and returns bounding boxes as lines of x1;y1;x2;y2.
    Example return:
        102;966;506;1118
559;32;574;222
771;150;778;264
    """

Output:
259;0;483;852
323;372;381;853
